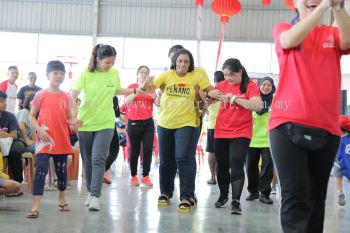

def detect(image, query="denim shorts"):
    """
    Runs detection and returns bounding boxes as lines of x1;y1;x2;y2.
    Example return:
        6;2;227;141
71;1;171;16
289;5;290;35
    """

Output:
0;178;5;188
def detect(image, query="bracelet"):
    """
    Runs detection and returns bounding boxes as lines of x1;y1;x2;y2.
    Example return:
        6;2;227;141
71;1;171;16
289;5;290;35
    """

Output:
230;95;237;104
332;0;345;11
134;88;137;94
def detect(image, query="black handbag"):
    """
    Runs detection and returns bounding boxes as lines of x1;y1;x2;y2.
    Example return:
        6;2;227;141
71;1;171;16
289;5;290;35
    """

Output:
282;123;330;151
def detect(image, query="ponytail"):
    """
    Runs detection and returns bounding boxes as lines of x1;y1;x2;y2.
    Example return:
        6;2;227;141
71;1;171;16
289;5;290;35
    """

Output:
88;44;117;72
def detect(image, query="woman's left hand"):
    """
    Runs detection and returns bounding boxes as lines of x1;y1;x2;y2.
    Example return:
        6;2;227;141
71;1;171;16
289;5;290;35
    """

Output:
223;93;234;104
208;89;224;100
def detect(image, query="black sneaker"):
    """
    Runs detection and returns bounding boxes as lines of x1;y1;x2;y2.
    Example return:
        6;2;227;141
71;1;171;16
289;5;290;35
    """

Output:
215;196;228;208
259;195;273;205
246;192;259;201
230;200;242;215
207;178;217;185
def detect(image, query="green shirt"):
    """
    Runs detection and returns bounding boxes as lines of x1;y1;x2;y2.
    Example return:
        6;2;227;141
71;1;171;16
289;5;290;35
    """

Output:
249;111;270;148
73;68;121;131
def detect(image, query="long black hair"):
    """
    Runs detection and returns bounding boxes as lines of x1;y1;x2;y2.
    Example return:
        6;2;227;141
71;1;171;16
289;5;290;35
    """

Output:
23;93;35;110
222;58;250;94
88;44;117;72
170;49;195;73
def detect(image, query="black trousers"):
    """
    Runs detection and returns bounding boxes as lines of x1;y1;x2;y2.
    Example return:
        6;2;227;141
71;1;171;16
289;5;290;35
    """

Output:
105;127;120;171
215;137;250;200
246;147;274;196
269;125;340;233
8;140;25;183
127;118;154;177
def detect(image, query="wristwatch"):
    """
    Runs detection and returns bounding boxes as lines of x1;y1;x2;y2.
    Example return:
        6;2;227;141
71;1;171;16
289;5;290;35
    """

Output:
230;95;237;104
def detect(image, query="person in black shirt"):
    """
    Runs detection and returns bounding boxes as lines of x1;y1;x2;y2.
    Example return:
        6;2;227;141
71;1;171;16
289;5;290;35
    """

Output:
17;72;41;110
0;90;24;196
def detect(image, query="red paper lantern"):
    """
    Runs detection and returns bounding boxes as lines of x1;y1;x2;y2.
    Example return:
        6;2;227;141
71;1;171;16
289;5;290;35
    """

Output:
211;0;241;23
285;0;295;10
262;0;271;5
196;0;204;6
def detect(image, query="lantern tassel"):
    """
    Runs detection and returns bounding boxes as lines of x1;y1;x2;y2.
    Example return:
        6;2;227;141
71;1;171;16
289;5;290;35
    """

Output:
215;22;226;71
196;5;203;66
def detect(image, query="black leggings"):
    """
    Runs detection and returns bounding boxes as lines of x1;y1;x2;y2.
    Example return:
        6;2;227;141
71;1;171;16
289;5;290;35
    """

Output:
215;137;251;200
127;118;154;177
105;128;120;171
269;126;340;233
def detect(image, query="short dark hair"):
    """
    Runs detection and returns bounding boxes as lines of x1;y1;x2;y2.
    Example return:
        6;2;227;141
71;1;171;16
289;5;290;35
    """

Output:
23;93;35;110
8;66;18;71
28;72;37;77
222;58;250;94
214;71;224;84
168;45;184;58
88;44;117;72
0;91;7;99
170;49;194;73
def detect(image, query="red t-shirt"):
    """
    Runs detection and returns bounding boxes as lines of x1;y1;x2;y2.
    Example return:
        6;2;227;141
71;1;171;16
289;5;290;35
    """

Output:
214;80;260;139
125;83;154;120
33;90;73;154
269;23;350;136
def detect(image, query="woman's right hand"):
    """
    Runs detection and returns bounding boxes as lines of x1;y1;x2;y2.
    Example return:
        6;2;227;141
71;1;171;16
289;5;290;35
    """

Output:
38;130;52;142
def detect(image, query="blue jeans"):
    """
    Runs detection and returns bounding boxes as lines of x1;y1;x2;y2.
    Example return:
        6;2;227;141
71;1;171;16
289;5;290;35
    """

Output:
25;144;35;154
33;154;68;196
157;125;196;200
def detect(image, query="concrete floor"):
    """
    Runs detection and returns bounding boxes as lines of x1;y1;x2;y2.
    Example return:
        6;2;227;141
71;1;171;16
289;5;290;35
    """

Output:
0;156;349;233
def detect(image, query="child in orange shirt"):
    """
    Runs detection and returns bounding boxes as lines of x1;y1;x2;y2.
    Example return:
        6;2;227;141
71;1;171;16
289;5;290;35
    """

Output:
26;60;82;218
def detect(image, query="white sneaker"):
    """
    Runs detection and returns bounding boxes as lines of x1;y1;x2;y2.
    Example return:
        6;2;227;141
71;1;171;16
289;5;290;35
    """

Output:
88;196;100;211
85;192;91;206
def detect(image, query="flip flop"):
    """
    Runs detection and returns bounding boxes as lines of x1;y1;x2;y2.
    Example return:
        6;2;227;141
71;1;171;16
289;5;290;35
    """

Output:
26;210;39;218
59;204;71;211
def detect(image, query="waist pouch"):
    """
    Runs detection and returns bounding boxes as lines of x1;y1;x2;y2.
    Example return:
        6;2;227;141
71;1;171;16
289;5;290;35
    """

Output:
281;123;330;151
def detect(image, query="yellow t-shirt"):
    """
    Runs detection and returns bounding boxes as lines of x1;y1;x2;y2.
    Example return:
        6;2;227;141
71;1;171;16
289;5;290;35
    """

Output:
0;152;9;179
194;67;209;127
73;68;121;131
207;101;221;130
154;70;210;129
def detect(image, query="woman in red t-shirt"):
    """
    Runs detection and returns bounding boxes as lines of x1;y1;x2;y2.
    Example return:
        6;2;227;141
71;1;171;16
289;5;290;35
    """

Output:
124;66;155;187
214;58;261;215
269;0;350;232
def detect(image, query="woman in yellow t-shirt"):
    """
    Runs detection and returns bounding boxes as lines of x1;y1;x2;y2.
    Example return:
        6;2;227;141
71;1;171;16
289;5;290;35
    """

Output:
206;71;225;185
70;44;145;211
150;49;223;213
